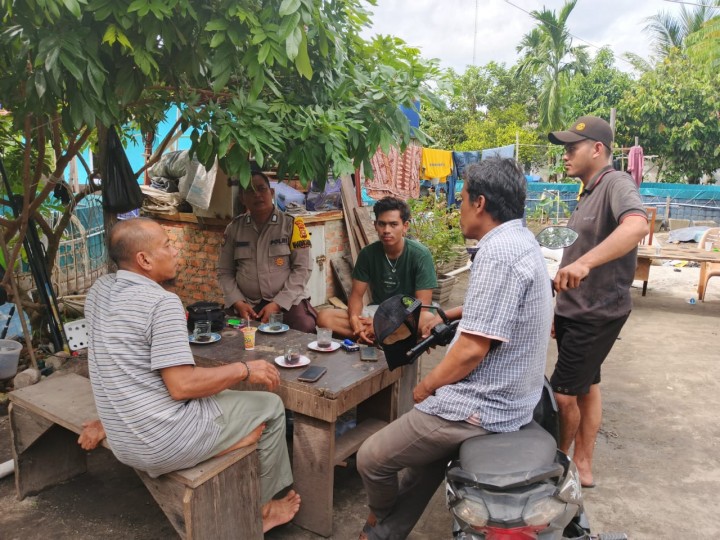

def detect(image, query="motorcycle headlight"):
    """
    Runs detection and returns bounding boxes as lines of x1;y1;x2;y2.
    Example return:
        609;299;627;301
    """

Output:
451;497;490;528
556;461;583;505
522;497;567;526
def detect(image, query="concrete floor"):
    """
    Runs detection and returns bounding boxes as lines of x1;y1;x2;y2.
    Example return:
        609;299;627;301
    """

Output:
1;261;719;539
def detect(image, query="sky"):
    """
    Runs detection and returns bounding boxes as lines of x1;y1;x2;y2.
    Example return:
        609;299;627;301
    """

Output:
361;0;691;73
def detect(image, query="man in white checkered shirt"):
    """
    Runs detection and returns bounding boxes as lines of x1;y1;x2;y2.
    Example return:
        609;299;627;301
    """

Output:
357;158;553;540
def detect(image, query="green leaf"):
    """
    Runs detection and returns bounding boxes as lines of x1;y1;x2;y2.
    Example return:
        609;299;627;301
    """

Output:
210;33;226;48
278;0;301;17
102;24;117;45
295;31;312;80
286;26;301;60
59;52;84;81
61;0;82;19
34;70;47;99
206;19;229;31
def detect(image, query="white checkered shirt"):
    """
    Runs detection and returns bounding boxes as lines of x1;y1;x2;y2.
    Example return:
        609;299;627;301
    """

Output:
415;219;553;432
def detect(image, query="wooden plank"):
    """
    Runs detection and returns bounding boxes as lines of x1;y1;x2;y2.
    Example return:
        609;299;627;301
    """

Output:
333;418;387;465
136;469;190;538
168;445;257;489
185;451;262;540
330;257;354;303
8;373;110;448
10;403;88;499
354;206;378;246
292;413;335;537
396;362;419;417
340;175;360;263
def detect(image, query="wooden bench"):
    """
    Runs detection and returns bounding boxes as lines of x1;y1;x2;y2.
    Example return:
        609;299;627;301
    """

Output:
8;373;262;540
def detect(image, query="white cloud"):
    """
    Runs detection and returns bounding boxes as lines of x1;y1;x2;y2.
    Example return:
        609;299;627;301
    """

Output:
361;0;687;72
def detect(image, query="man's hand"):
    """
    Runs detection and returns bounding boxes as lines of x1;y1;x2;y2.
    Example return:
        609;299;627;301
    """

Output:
234;300;257;321
413;379;434;403
420;314;443;338
246;360;281;391
256;302;281;323
553;260;591;292
355;316;375;345
78;419;106;450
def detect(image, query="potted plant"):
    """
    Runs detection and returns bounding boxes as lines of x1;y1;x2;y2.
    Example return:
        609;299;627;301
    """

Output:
407;195;463;303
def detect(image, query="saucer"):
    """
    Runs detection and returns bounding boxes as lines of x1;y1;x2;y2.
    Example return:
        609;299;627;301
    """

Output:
308;340;340;352
274;355;311;368
258;323;290;334
189;332;221;345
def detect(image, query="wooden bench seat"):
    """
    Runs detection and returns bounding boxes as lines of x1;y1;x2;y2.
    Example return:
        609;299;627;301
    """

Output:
9;373;262;540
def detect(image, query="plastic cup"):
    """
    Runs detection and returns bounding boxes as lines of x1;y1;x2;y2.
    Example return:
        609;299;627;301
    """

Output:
242;326;257;350
193;321;212;342
316;327;333;349
269;312;284;331
705;241;713;252
655;244;662;256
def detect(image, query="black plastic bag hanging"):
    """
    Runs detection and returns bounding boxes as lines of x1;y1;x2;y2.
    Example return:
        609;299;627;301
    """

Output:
103;126;143;213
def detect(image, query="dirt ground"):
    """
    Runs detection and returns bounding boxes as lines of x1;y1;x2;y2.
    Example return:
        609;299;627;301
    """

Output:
1;252;719;539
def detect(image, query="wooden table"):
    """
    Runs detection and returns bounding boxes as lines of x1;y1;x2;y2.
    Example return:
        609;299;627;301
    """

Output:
636;244;720;296
191;327;415;537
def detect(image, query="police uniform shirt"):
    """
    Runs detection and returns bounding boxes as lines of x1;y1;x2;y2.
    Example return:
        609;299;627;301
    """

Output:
217;207;312;310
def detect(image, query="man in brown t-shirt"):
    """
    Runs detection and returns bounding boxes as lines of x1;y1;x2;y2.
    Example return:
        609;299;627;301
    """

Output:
548;116;648;488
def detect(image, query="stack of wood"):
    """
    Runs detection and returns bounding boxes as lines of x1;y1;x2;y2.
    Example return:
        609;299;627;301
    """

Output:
329;176;378;305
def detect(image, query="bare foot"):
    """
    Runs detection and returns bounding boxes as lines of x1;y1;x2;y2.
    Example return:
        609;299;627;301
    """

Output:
215;423;265;457
358;512;377;540
262;490;301;533
574;461;594;487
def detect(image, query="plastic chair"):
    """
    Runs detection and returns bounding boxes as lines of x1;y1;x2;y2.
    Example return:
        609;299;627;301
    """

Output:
697;227;720;301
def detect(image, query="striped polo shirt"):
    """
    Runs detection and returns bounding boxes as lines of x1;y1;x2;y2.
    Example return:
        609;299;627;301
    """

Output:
86;271;221;477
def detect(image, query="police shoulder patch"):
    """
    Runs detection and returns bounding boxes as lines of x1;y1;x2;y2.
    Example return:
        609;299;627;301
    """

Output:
290;217;312;250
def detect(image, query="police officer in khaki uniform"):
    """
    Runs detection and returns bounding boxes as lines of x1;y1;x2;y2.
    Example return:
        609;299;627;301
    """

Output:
217;172;317;333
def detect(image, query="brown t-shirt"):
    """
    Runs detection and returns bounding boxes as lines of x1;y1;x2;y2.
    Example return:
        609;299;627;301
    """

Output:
555;166;647;323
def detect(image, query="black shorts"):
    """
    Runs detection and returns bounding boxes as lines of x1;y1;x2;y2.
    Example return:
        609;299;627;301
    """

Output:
550;313;629;396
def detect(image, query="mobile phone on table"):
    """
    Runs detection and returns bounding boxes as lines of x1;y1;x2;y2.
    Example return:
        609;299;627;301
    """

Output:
297;366;327;383
360;346;378;362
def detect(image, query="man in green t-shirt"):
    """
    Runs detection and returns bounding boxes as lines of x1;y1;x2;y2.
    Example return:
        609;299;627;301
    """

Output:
317;197;437;344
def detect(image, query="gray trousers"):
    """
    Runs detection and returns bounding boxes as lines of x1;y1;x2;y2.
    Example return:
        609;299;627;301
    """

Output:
211;390;293;503
357;408;488;540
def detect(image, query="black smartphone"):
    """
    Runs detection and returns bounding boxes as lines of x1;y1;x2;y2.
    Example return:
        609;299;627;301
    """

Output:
297;365;327;383
360;346;378;362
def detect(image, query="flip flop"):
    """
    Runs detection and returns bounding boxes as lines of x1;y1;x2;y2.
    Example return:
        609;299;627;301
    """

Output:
581;482;596;489
359;515;377;540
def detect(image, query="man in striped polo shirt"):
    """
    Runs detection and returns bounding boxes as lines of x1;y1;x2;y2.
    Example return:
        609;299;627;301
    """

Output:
80;218;300;532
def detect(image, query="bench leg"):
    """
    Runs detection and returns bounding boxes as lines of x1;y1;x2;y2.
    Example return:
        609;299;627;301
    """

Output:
136;450;262;540
9;403;88;499
292;413;335;537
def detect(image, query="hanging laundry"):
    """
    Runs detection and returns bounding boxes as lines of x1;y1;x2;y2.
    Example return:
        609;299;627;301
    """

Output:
627;145;644;187
481;144;515;160
421;148;454;182
445;151;482;206
366;143;422;200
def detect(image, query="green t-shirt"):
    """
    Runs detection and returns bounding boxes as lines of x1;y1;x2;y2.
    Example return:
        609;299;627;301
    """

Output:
352;239;438;305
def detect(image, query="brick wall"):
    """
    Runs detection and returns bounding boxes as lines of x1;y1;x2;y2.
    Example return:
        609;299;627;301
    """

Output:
159;215;350;307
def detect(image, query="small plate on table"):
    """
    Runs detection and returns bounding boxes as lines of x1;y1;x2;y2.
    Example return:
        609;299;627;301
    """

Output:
274;355;311;368
189;333;221;345
308;340;341;352
258;323;290;334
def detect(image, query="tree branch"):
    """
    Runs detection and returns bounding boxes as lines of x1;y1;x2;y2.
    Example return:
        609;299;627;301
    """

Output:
133;117;184;179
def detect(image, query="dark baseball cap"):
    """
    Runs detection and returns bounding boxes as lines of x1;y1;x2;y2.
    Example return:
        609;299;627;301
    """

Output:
548;116;614;150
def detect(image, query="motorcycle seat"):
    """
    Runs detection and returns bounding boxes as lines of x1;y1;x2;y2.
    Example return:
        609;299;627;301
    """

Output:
457;421;557;477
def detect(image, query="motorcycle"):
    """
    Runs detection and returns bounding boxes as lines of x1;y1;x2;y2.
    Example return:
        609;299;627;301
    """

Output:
372;226;627;540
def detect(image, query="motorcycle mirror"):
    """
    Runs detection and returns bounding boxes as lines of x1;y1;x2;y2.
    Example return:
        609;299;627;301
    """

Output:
535;226;578;249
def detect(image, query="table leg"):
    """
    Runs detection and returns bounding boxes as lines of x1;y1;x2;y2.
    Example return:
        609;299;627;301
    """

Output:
698;262;708;301
635;257;651;296
292;413;335;537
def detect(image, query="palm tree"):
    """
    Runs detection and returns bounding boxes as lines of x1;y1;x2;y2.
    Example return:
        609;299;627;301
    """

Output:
644;3;719;57
515;0;588;132
685;16;720;72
